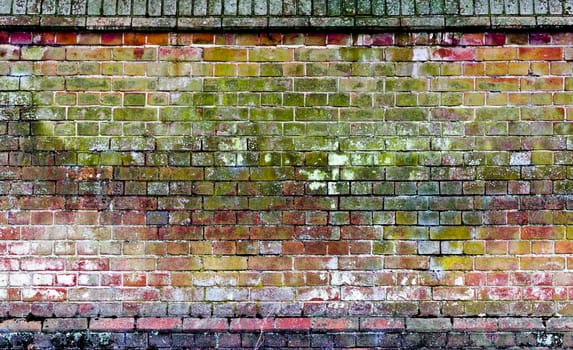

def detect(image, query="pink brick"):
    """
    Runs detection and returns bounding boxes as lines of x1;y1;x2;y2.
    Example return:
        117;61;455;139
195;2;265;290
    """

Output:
137;317;181;330
0;319;41;332
90;318;135;331
432;48;475;61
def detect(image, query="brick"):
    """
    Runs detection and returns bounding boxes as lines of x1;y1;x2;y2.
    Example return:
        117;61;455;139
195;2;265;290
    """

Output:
0;319;41;332
522;226;565;239
430;256;473;272
229;318;274;331
43;318;87;332
475;257;519;270
204;48;247;61
430;226;473;240
407;318;452;331
275;317;312;330
519;47;562;60
137;317;181;330
179;318;226;331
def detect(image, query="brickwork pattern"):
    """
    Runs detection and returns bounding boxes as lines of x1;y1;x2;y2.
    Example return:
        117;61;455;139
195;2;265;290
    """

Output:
2;30;573;345
3;0;573;30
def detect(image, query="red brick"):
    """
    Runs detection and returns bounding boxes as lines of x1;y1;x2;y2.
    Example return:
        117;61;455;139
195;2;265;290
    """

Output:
0;32;9;44
327;33;351;45
101;33;122;45
432;48;475;61
205;226;248;240
478;287;521;300
159;226;203;240
10;32;32;44
523;286;567;300
275;317;311;330
522;226;565;239
0;227;19;240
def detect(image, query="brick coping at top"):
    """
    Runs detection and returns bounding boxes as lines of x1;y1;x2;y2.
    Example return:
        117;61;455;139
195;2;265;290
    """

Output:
4;0;573;31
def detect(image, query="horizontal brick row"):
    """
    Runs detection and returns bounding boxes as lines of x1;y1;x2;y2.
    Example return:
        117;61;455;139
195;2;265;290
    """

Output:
6;299;573;318
3;31;573;47
1;328;573;349
3;316;573;332
4;46;573;62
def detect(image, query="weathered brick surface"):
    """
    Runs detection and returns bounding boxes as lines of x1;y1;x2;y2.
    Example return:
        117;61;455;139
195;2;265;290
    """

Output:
1;29;573;346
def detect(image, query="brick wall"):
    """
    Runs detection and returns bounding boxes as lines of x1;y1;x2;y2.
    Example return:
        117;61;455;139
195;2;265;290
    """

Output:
2;30;573;348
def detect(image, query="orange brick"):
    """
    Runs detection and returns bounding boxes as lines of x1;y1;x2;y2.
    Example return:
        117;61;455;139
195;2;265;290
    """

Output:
521;257;565;270
518;47;563;60
476;47;516;61
475;257;518;270
521;77;563;91
385;256;429;270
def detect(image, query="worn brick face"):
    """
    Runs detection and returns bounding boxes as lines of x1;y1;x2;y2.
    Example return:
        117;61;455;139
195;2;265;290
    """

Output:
1;29;573;344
